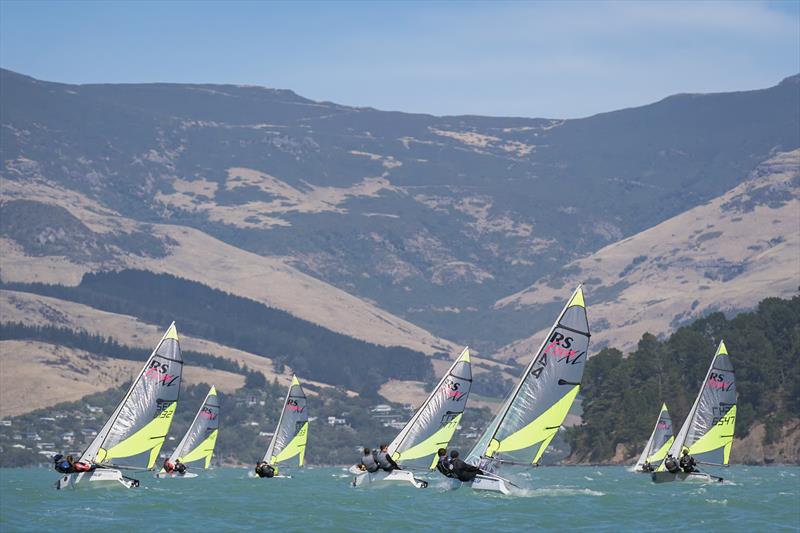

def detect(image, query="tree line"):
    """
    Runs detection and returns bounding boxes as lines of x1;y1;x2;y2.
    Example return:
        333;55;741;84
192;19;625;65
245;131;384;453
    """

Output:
567;294;799;462
2;269;435;396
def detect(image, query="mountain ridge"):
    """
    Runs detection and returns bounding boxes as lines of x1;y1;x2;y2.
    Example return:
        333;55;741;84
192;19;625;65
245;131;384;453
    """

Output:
2;67;797;362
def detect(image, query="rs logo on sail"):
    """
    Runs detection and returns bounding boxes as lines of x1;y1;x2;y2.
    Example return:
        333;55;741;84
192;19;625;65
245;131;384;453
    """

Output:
707;372;733;391
286;398;304;412
200;407;217;420
144;360;179;386
443;379;465;401
531;331;584;378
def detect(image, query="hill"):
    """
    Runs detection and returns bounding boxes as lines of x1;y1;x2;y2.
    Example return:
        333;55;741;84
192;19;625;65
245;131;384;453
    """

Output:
496;149;799;360
2;68;798;354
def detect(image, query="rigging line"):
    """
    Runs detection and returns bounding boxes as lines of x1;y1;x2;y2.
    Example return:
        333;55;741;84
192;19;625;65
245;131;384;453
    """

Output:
555;324;591;338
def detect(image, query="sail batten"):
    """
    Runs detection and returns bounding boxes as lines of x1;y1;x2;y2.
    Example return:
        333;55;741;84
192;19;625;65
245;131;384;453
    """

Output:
165;385;220;470
467;286;589;469
659;340;737;470
263;375;308;467
81;322;183;470
388;347;472;469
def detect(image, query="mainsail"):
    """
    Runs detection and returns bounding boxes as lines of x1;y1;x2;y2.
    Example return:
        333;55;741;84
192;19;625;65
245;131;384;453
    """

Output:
263;375;308;467
635;403;674;470
467;286;589;469
388;347;472;469
659;340;736;469
80;322;183;470
164;385;220;470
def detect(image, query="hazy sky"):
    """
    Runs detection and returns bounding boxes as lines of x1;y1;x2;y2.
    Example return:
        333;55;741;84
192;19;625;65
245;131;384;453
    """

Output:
1;0;798;118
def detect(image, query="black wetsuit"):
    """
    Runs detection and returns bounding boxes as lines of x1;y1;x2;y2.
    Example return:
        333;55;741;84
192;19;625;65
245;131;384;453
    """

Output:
450;458;483;482
680;455;697;473
436;456;454;478
255;462;275;478
664;456;680;474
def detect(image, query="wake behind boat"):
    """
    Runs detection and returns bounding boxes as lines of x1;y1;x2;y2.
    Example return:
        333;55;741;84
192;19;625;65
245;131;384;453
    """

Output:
55;322;183;490
254;375;308;479
351;347;472;489
157;385;220;479
446;286;590;495
652;340;736;484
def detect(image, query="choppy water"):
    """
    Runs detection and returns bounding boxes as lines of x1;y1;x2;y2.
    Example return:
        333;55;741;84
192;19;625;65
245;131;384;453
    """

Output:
1;466;798;532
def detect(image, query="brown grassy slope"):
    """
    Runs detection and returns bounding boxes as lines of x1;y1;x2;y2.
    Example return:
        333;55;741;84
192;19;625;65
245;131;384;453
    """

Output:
496;150;800;360
0;289;349;396
0;340;245;417
0;178;458;356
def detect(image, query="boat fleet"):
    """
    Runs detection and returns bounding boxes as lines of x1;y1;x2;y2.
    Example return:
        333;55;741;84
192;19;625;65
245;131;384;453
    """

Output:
52;285;737;493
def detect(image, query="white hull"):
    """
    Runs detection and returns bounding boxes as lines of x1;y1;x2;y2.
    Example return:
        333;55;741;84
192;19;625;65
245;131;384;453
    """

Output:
348;466;427;488
155;471;199;479
651;471;720;484
471;473;512;495
437;473;512;494
55;468;138;490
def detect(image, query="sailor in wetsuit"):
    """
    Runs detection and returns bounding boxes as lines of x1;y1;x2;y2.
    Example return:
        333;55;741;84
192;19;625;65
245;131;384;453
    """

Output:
435;448;454;478
255;460;276;478
664;453;681;474
447;450;483;482
679;449;697;473
359;448;379;473
641;460;654;473
53;454;93;474
374;444;400;472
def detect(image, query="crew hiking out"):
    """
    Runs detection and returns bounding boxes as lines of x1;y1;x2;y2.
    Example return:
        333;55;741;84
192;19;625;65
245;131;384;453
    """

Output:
447;450;483;482
374;443;400;472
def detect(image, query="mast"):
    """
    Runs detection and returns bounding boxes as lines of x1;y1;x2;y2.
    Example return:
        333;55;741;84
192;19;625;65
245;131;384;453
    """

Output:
264;376;294;463
467;285;589;467
81;322;182;468
387;347;472;468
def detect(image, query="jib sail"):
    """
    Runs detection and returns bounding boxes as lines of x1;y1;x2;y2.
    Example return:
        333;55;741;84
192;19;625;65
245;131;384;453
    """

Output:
80;323;183;470
660;340;736;469
388;347;472;469
635;403;674;471
263;375;308;467
467;286;589;469
164;385;220;469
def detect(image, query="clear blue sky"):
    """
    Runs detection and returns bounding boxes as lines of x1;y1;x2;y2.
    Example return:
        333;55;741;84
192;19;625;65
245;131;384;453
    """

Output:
1;0;798;118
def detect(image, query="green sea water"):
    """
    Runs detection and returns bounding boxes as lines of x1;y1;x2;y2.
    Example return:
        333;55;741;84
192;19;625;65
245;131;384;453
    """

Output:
1;466;798;532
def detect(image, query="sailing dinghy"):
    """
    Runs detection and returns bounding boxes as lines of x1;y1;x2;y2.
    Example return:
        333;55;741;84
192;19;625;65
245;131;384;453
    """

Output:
156;385;220;478
55;322;183;490
256;375;308;479
634;403;674;473
652;340;736;484
350;347;472;489
452;286;589;495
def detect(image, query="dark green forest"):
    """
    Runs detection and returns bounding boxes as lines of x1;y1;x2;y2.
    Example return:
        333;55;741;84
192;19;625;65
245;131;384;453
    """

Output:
567;295;799;462
1;269;435;395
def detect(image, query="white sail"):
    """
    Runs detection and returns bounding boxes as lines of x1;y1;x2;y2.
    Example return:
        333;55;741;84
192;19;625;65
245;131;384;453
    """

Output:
635;403;673;471
660;340;737;469
263;375;308;467
387;347;472;469
80;322;183;470
467;286;589;470
164;385;220;469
